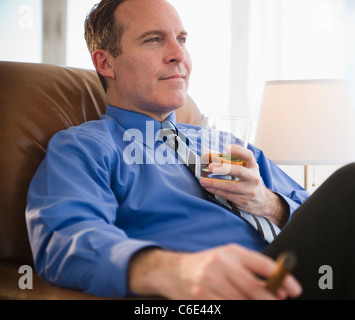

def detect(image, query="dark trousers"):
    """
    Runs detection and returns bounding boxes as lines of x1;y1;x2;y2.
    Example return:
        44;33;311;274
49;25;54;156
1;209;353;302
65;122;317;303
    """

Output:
263;163;355;299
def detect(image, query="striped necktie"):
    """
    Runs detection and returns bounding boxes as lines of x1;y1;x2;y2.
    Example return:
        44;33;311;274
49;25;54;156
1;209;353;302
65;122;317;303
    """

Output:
159;121;280;243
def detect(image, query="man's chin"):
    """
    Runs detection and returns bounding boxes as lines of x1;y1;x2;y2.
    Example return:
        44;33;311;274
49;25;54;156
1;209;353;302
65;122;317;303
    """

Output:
166;91;188;109
142;90;188;115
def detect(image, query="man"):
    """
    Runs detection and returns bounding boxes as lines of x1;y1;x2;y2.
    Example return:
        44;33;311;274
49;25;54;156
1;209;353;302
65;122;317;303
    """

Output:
26;0;314;299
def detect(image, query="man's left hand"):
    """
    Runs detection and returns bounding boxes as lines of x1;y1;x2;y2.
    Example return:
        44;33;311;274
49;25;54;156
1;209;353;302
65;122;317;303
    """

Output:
200;144;289;228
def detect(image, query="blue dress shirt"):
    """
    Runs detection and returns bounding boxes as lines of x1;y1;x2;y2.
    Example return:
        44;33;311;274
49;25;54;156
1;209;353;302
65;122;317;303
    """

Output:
26;105;308;297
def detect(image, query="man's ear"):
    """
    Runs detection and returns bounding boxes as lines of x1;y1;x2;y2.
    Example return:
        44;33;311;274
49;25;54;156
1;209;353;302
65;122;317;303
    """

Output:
92;49;116;80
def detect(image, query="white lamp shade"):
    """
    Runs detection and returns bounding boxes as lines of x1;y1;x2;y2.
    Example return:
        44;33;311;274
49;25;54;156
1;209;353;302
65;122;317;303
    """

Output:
254;80;355;165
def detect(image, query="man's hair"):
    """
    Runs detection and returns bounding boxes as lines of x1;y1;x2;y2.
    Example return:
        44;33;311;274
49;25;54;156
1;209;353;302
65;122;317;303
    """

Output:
84;0;127;92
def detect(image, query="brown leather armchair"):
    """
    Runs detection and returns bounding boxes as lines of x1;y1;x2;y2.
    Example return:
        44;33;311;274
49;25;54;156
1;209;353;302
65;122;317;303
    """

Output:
0;61;201;300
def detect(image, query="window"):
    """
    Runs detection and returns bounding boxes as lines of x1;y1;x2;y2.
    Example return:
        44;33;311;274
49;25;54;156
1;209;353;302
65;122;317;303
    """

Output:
0;0;42;63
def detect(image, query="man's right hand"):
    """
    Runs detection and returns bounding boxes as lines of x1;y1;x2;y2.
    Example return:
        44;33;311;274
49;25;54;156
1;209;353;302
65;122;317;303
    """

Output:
128;244;302;300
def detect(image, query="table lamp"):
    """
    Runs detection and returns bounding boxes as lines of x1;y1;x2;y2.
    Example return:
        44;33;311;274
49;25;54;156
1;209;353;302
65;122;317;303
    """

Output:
254;79;355;190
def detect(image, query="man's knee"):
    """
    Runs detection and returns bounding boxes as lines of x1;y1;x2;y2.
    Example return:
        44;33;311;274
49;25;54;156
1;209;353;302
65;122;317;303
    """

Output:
336;162;355;175
325;163;355;188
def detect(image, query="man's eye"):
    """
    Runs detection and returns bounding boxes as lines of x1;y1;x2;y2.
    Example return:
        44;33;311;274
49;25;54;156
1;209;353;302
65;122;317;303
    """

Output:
178;37;187;44
146;37;160;43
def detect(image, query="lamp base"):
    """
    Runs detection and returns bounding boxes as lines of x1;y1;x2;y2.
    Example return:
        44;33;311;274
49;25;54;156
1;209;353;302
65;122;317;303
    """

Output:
304;165;308;190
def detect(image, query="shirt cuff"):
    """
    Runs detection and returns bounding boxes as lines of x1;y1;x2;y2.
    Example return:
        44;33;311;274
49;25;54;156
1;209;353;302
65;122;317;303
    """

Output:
94;239;161;298
276;192;300;224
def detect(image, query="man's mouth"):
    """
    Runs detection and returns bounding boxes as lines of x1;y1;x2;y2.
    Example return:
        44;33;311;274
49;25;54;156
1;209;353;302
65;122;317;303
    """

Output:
160;74;186;81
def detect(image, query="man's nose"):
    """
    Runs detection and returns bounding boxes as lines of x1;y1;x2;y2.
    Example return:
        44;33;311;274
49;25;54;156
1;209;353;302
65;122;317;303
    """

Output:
163;39;187;64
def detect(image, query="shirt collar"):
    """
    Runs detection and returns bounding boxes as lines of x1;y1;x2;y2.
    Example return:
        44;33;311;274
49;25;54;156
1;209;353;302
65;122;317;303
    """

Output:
105;105;177;148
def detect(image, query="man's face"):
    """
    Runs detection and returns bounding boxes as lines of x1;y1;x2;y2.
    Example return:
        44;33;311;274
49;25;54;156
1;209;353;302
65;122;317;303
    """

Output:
108;0;192;120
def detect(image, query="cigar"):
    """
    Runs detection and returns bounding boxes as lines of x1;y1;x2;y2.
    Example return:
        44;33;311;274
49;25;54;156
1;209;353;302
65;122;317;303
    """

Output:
266;251;297;294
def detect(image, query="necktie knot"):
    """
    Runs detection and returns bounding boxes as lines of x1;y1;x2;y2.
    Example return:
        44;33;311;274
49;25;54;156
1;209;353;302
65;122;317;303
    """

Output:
159;121;179;151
